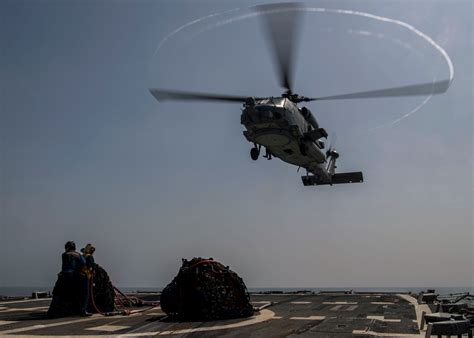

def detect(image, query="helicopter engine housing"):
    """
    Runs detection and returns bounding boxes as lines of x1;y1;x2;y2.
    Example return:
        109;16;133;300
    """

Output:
300;107;319;130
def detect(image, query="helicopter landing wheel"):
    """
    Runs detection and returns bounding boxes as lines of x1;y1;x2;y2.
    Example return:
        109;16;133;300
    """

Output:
250;147;260;161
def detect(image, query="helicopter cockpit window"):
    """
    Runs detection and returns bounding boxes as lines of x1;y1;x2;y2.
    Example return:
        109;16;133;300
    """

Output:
255;105;273;112
255;105;273;118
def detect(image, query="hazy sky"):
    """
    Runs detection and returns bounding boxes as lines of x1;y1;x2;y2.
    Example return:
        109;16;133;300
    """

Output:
1;0;472;289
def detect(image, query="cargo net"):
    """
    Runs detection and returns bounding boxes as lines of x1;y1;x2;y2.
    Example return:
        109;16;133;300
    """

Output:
89;264;116;313
48;263;153;317
160;257;254;321
48;263;113;317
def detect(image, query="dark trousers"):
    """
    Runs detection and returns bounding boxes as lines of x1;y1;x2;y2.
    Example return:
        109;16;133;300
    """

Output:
77;274;89;312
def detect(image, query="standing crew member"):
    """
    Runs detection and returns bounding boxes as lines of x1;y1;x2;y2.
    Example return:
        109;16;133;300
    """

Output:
80;244;96;278
61;241;91;316
62;241;81;275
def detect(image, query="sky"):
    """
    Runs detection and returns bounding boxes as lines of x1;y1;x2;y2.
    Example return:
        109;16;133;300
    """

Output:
0;0;472;289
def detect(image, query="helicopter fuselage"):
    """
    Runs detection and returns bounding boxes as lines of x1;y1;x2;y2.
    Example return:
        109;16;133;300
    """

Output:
241;97;332;182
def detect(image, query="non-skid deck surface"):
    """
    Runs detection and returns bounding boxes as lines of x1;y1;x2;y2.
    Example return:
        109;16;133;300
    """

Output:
0;293;422;336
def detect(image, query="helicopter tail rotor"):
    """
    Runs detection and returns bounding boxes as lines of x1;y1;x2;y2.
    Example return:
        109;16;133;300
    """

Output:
325;133;339;175
326;133;338;158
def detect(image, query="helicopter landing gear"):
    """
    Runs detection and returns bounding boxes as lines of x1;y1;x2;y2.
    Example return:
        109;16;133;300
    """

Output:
264;148;272;160
250;147;260;161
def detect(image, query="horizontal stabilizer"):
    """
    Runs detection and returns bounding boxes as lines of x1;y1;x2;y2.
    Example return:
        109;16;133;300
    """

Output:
332;172;363;184
301;171;363;186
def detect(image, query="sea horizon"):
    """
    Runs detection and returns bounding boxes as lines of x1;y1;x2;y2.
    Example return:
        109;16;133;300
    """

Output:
1;286;472;298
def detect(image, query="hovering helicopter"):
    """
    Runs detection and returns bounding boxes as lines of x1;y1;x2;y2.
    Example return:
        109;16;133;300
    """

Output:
149;3;450;186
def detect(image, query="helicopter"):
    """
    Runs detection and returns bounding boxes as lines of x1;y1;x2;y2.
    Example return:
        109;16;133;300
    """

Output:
149;3;450;186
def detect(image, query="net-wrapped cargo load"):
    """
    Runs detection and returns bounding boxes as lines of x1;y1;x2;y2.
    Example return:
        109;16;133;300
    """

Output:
89;263;115;313
47;263;115;317
160;257;254;321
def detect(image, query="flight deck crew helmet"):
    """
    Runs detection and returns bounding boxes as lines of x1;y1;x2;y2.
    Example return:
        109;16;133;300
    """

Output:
82;244;95;254
65;241;76;251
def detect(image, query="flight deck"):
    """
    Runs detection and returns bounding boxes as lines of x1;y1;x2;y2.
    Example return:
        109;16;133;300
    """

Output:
0;292;439;337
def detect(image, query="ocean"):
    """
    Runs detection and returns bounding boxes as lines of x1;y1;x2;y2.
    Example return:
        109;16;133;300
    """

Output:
1;286;472;298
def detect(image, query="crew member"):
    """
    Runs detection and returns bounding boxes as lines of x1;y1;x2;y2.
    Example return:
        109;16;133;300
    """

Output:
61;241;91;316
62;241;81;274
80;244;96;278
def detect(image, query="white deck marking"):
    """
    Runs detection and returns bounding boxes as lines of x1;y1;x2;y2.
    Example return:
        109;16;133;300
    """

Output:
323;301;357;305
253;302;273;311
352;329;422;337
0;320;18;326
330;305;343;311
290;301;312;304
87;324;131;332
251;301;271;304
0;306;48;312
383;319;402;322
129;307;159;315
371;301;394;305
367;315;401;322
0;316;100;334
398;293;431;331
0;298;49;305
290;316;326;320
119;309;276;337
120;333;158;337
345;305;359;311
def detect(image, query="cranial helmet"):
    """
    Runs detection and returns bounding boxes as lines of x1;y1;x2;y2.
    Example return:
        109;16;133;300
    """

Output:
84;243;95;254
65;241;76;251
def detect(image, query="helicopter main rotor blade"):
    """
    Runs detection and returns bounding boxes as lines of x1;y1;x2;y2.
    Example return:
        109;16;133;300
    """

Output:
149;88;258;103
255;3;304;94
306;79;451;101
